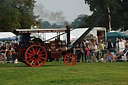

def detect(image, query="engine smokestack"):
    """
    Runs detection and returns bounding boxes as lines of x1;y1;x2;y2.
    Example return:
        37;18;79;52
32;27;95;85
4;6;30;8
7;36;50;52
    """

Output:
66;25;70;47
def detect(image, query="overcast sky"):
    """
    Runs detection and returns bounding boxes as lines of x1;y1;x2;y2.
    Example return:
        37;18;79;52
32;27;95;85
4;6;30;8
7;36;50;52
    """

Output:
34;0;92;22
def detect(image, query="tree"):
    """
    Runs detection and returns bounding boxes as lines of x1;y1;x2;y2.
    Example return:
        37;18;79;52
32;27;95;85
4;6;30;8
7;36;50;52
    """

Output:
71;14;88;28
42;21;52;28
85;0;128;31
14;0;37;29
0;0;20;31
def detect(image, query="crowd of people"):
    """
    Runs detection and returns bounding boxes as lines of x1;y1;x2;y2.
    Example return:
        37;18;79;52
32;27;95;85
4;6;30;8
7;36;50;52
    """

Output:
0;37;128;64
0;44;17;64
74;38;128;63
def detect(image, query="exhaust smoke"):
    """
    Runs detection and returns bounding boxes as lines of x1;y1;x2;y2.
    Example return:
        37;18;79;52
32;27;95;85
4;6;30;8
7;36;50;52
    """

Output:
34;4;68;24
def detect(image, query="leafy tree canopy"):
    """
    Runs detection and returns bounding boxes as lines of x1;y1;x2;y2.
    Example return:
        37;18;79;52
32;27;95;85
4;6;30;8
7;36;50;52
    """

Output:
71;14;88;28
0;0;37;32
84;0;128;31
0;0;20;31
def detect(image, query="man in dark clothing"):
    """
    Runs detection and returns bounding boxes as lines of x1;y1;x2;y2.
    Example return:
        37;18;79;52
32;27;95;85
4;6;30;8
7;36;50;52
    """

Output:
107;39;114;52
74;44;82;62
1;44;6;54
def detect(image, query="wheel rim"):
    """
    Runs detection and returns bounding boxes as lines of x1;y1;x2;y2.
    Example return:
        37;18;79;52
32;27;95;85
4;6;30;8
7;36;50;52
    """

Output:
25;45;47;67
64;53;77;66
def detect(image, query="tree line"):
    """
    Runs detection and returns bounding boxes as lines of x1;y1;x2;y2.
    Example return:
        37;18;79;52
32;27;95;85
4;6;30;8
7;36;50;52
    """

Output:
0;0;127;31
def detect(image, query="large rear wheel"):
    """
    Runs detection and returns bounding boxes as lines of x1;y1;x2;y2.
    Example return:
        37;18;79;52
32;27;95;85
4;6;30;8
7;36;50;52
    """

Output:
64;53;77;66
25;45;47;67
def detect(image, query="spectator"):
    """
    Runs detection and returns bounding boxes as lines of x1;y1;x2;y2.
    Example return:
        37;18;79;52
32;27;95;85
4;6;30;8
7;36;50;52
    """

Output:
101;41;105;58
0;44;6;63
91;42;98;62
125;40;128;50
107;39;114;52
119;39;125;52
115;51;124;61
83;39;89;62
96;42;100;60
74;44;82;63
11;45;17;63
122;38;126;44
106;52;114;62
125;40;128;58
115;40;119;52
85;43;91;62
6;45;12;63
99;39;103;59
88;41;93;62
84;39;89;47
80;41;85;62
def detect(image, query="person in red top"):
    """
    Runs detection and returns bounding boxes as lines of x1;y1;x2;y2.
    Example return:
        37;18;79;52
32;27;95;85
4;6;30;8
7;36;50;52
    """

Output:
85;43;91;62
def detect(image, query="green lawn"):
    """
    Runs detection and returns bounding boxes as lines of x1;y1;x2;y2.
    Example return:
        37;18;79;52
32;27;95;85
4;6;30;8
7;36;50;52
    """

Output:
0;61;128;85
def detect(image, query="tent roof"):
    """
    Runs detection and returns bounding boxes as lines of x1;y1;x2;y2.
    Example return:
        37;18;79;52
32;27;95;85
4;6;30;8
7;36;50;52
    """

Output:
0;32;16;41
107;32;128;38
107;32;128;42
14;28;67;33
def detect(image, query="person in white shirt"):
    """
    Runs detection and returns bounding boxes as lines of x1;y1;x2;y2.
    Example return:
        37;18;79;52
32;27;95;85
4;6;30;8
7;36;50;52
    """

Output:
91;42;98;62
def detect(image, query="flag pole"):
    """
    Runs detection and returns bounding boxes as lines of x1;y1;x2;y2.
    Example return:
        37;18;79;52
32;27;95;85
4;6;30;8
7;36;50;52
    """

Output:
108;7;111;32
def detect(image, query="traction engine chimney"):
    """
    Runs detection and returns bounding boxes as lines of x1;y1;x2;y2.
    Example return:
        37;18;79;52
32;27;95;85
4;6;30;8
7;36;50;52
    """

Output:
66;25;70;47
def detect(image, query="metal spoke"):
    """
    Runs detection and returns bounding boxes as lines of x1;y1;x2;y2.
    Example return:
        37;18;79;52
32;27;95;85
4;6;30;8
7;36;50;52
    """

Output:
28;49;34;54
38;54;45;57
37;48;41;54
31;60;34;65
38;57;46;60
32;47;36;54
39;50;45;54
37;59;40;65
26;53;34;58
37;58;42;62
27;55;33;59
34;59;37;65
28;57;34;61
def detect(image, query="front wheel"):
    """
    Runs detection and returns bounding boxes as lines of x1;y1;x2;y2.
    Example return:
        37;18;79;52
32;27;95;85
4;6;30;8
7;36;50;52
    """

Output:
64;53;77;66
25;45;47;67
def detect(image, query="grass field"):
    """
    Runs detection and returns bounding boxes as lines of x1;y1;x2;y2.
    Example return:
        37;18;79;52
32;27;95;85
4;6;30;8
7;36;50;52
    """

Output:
0;61;128;85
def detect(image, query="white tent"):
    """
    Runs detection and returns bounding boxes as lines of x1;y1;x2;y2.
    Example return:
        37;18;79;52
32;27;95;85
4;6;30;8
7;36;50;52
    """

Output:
71;27;99;39
0;32;17;41
71;28;88;39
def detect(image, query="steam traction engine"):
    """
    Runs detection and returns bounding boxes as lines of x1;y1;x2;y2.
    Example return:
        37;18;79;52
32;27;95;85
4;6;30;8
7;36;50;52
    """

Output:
14;26;77;67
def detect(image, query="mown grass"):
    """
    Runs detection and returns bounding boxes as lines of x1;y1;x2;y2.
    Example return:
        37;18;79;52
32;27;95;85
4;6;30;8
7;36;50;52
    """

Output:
0;61;128;85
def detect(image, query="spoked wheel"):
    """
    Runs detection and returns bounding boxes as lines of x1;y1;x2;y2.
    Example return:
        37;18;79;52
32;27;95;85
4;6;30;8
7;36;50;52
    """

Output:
64;53;77;66
25;45;47;67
